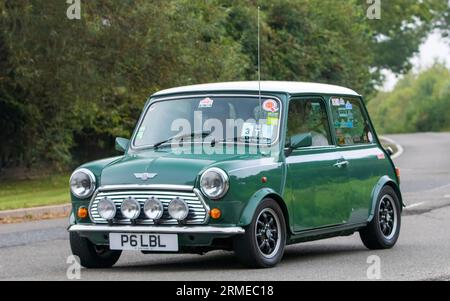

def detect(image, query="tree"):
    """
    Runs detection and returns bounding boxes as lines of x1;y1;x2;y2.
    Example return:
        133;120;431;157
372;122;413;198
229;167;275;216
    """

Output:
368;63;450;133
0;0;448;171
0;0;249;170
363;0;449;74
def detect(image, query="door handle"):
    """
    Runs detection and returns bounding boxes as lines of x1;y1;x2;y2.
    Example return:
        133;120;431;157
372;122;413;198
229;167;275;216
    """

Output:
333;160;349;168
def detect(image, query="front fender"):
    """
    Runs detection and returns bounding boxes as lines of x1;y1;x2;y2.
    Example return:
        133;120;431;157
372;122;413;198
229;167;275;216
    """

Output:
78;156;124;180
237;188;284;226
368;175;404;222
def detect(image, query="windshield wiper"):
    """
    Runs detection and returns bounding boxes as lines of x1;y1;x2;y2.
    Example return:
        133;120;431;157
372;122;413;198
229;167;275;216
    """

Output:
153;131;212;149
212;136;272;146
212;137;240;145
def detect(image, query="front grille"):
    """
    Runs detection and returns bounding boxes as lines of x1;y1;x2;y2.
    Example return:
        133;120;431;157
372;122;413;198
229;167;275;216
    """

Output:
89;188;208;225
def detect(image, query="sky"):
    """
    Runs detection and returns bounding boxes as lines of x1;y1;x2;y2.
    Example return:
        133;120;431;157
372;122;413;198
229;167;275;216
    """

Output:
382;31;450;91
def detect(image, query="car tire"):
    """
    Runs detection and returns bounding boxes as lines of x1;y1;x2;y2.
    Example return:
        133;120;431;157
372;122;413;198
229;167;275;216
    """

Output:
359;186;401;249
233;198;286;268
70;232;122;268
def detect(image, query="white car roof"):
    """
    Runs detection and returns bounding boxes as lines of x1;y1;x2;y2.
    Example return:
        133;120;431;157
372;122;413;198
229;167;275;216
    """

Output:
152;81;360;97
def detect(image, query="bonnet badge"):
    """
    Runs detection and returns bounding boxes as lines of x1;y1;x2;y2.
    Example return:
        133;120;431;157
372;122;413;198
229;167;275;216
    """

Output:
134;173;157;181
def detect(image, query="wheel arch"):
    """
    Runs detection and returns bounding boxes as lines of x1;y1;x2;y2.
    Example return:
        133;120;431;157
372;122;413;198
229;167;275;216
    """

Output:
238;188;292;235
368;175;403;223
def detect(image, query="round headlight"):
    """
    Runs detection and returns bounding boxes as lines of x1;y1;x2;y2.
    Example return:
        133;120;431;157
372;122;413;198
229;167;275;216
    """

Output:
97;197;116;220
168;197;189;221
70;168;96;199
200;167;229;199
121;197;141;220
144;197;164;220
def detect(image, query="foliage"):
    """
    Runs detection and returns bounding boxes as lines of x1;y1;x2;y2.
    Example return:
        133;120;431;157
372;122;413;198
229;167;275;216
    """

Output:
366;0;449;74
0;0;448;172
368;63;450;133
0;0;249;169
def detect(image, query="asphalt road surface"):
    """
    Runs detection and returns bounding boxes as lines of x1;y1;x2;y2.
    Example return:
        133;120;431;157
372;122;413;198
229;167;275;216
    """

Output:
1;132;450;281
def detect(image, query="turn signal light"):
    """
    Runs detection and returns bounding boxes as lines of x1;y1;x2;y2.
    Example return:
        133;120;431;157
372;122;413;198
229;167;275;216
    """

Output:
210;208;222;219
395;167;401;183
77;206;88;219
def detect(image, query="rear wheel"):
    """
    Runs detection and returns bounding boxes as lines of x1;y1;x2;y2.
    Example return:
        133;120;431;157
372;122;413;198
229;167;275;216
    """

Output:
70;232;121;268
360;186;401;249
233;199;286;268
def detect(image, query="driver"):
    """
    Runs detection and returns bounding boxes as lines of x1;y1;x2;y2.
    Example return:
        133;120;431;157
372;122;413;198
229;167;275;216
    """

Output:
299;102;330;146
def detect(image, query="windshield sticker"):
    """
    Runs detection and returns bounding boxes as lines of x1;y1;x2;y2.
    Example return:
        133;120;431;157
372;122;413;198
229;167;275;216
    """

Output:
368;132;373;143
266;112;279;126
338;108;348;118
345;101;353;110
331;97;340;106
261;124;274;141
337;120;353;128
339;98;345;106
262;99;279;112
267;116;278;126
241;122;256;138
136;126;146;140
198;97;214;108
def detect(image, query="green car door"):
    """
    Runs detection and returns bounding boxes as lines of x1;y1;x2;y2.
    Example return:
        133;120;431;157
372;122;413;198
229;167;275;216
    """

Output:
328;96;388;224
284;97;354;232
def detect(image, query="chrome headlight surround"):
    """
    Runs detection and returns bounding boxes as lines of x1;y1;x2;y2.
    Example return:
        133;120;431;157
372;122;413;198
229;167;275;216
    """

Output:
69;168;96;199
199;167;229;200
168;197;189;221
97;197;116;220
121;197;141;220
143;197;164;220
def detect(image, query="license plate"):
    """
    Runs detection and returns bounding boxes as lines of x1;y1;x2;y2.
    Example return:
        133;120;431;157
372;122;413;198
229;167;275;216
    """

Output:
109;233;178;251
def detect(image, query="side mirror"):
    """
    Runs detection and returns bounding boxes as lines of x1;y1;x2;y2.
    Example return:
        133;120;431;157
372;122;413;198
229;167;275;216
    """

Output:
285;133;312;156
385;146;394;156
115;137;130;153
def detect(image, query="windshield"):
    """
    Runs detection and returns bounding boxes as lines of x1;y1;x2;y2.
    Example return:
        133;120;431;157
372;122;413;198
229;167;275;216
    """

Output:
132;96;281;148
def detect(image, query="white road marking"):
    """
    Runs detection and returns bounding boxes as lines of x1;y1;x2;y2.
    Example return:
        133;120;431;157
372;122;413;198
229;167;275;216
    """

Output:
445;195;450;198
379;135;404;159
405;202;425;209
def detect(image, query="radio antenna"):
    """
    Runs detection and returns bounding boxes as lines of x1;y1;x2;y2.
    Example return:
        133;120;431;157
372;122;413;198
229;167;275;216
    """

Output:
257;6;262;111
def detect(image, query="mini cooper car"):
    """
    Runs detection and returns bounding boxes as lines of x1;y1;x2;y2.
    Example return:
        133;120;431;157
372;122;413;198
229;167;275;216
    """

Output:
68;81;403;268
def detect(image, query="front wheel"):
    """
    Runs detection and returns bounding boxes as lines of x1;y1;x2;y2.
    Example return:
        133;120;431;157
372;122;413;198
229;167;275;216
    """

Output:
360;186;401;249
233;199;286;268
70;232;122;268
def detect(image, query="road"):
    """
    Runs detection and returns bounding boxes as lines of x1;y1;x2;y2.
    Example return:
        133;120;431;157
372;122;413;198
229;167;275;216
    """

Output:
1;132;450;281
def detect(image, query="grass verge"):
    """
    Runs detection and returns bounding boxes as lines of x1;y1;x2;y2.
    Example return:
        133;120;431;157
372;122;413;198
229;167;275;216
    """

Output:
0;174;69;211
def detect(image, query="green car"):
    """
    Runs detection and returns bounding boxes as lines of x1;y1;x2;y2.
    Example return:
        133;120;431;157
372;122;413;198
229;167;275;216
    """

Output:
68;81;403;268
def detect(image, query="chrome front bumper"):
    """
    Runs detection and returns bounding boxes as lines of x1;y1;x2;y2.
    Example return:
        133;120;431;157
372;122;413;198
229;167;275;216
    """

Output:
68;224;245;235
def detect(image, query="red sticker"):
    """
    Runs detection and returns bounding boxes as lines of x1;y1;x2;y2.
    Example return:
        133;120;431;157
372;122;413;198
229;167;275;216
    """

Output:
199;97;214;108
262;99;279;112
377;153;385;160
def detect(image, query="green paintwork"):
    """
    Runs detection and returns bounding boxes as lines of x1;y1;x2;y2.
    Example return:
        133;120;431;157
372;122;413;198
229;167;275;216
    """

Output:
69;88;402;250
285;146;354;231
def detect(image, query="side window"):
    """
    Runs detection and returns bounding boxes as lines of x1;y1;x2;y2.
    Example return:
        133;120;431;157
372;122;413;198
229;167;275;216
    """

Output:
330;97;374;146
286;99;332;147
